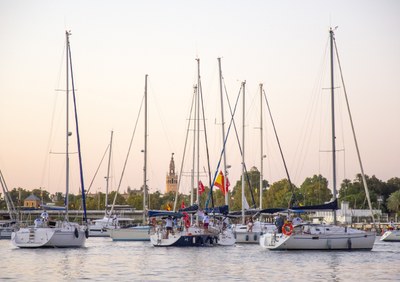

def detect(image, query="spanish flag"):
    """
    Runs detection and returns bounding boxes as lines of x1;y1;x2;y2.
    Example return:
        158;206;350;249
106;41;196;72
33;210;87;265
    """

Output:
214;170;226;195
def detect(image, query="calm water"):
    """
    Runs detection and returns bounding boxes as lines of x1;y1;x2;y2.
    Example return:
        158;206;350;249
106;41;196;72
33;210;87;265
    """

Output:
1;237;399;281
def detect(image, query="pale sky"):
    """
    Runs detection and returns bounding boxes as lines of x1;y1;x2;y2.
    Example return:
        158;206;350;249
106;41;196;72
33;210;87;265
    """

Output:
1;0;399;197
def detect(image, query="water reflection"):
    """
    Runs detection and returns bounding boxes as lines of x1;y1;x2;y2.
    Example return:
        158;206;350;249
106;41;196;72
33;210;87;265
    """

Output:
2;238;400;281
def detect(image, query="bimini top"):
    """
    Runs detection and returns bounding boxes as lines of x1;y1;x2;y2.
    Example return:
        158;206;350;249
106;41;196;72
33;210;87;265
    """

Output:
259;199;338;214
147;210;184;218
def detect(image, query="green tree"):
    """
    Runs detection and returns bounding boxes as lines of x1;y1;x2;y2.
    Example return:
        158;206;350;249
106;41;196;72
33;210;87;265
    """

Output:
387;190;400;215
299;175;332;206
264;179;293;208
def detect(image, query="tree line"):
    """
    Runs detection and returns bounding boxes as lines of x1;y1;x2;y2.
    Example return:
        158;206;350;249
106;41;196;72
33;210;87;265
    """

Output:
1;167;400;217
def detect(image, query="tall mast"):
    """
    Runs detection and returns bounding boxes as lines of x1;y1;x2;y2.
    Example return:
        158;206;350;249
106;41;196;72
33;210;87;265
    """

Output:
241;81;246;224
105;130;113;211
196;58;200;208
330;28;337;224
65;31;71;218
143;74;148;224
259;83;264;210
191;85;197;206
218;58;228;205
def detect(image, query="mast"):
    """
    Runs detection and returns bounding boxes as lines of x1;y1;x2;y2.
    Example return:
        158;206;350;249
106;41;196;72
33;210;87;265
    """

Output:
330;28;337;225
105;130;113;212
241;81;246;224
196;58;200;209
218;58;228;205
259;83;264;210
143;74;148;224
191;85;197;207
65;31;71;218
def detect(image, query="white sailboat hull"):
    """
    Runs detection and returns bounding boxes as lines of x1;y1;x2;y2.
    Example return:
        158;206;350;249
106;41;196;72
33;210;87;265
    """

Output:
110;226;150;241
380;230;400;242
234;222;276;244
259;224;375;250
88;216;137;237
11;222;86;248
218;229;236;246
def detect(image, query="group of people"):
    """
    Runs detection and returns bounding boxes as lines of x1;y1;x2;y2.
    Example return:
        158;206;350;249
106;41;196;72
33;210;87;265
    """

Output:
159;210;211;239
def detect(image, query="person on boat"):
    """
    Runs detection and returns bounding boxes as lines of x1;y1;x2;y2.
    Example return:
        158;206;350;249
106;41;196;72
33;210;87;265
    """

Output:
222;216;230;230
165;216;173;239
203;212;209;232
41;211;49;221
34;217;43;228
292;215;303;226
388;220;395;230
247;217;254;232
198;209;204;227
274;215;284;234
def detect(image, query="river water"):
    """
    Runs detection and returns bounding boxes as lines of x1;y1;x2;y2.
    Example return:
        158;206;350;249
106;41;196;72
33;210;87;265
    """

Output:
1;237;399;281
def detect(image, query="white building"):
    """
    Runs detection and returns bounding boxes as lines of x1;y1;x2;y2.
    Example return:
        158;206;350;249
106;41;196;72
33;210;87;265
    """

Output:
315;201;381;224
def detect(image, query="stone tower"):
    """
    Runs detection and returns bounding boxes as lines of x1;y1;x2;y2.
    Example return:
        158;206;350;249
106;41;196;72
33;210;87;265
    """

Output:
166;153;178;193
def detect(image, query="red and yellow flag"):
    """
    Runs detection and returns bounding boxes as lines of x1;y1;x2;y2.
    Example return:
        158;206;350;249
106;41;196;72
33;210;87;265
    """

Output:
214;170;226;195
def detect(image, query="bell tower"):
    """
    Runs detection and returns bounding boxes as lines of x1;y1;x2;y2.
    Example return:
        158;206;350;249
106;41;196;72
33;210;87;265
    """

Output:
166;153;178;193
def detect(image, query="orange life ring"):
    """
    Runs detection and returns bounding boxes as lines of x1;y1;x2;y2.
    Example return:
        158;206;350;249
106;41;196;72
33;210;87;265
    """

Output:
282;222;293;236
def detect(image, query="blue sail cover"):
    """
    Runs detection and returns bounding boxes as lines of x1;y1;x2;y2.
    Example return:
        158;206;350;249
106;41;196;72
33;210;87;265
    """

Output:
204;205;229;215
290;199;338;212
147;210;184;218
259;199;338;214
178;204;199;213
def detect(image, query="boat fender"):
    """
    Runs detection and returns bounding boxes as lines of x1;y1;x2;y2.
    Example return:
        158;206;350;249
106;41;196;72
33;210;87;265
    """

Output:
245;235;249;241
253;234;257;241
85;228;89;239
347;238;352;250
282;223;293;236
74;228;79;238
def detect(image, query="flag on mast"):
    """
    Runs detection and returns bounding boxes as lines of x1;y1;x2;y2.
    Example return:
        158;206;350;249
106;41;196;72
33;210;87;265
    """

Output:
198;180;205;195
214;170;226;195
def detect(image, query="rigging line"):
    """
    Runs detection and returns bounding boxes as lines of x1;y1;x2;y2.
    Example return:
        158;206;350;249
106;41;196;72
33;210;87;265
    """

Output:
205;83;242;208
199;78;214;208
334;36;376;228
68;35;87;224
293;37;329;183
85;143;110;196
108;92;145;222
173;86;196;212
0;170;17;218
223;80;256;208
263;89;295;208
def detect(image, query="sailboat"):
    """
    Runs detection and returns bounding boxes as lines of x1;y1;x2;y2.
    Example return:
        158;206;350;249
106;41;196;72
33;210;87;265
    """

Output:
11;31;88;248
380;223;400;242
232;83;276;244
259;28;376;250
88;131;137;237
109;74;151;241
149;59;235;247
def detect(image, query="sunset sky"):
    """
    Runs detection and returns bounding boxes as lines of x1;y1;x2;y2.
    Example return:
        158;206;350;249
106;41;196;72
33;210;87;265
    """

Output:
1;0;399;198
